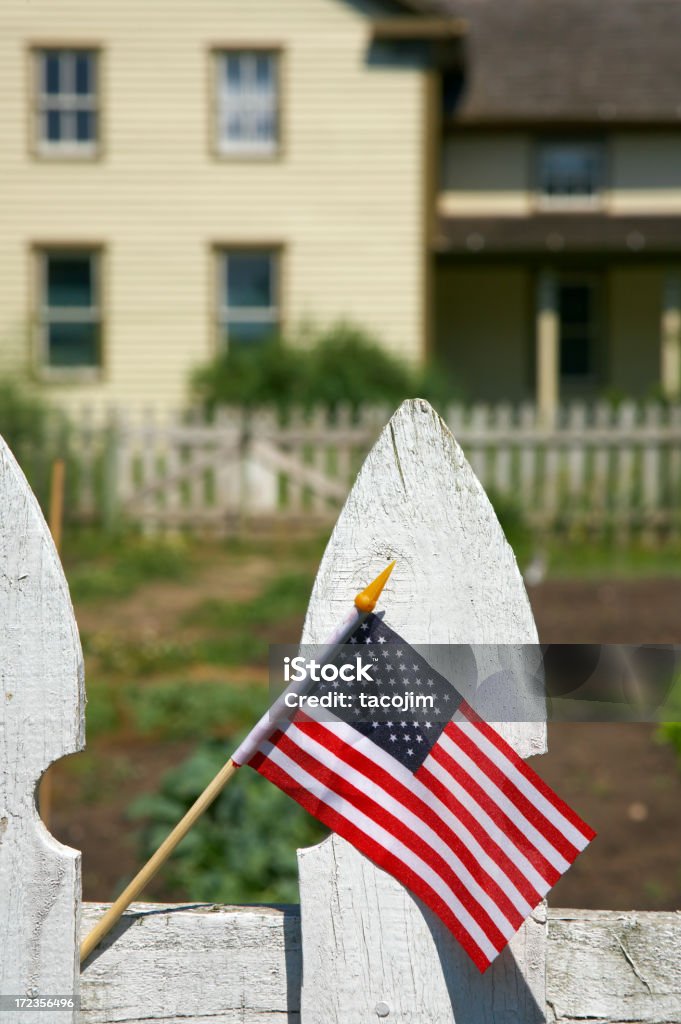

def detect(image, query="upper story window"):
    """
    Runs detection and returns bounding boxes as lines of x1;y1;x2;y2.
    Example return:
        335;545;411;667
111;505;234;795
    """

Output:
537;141;605;206
37;249;101;372
216;51;279;157
218;249;280;346
35;49;98;157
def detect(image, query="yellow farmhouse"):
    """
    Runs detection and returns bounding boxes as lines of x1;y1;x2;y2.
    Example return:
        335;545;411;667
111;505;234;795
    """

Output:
1;0;680;417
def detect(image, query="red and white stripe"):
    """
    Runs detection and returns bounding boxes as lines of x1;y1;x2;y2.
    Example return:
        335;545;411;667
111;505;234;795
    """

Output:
249;709;595;972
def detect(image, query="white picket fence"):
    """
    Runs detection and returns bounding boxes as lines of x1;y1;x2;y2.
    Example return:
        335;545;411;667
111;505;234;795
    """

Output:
18;400;681;534
1;400;680;1023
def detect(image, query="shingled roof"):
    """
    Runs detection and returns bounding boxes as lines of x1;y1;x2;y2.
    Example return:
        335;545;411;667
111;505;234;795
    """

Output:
439;0;681;124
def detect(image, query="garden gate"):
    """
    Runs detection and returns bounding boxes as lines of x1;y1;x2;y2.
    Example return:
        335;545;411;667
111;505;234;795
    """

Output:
1;400;679;1022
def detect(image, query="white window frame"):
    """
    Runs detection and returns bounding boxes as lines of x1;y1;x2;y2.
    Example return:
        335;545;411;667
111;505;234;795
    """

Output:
34;48;98;158
215;51;279;157
37;248;102;377
217;249;280;346
536;140;606;211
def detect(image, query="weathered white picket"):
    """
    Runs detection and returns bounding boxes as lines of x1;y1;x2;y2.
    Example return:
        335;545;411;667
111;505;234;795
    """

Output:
22;400;681;536
1;401;680;1024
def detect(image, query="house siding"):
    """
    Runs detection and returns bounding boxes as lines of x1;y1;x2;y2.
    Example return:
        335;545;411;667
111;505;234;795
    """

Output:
0;0;427;411
435;265;530;402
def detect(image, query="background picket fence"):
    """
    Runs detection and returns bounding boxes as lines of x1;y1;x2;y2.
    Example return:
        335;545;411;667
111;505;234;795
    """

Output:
21;399;681;536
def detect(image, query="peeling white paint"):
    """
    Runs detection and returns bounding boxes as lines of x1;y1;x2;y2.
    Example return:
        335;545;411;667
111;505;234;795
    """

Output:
0;438;85;1023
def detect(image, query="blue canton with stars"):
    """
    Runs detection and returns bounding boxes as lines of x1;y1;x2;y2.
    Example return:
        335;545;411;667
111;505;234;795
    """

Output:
306;613;463;773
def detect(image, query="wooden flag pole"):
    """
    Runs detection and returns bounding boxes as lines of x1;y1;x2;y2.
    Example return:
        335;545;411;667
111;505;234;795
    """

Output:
79;759;238;963
40;457;66;831
79;561;395;964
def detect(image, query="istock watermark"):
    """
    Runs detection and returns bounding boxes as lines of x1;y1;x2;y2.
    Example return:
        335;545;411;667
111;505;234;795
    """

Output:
268;642;681;726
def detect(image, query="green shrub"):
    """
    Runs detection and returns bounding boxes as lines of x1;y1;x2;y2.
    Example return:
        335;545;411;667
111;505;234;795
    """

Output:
128;739;326;902
0;378;67;510
0;379;51;452
192;321;457;412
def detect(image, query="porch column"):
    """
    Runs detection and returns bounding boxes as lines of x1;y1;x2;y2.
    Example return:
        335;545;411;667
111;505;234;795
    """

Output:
536;269;559;427
661;269;681;400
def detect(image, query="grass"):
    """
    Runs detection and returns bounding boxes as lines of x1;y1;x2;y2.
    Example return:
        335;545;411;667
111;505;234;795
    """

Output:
64;529;194;602
85;677;266;741
81;569;314;679
543;537;681;580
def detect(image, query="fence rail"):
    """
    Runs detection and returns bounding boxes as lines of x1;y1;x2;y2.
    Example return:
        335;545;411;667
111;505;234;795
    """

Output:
16;400;681;535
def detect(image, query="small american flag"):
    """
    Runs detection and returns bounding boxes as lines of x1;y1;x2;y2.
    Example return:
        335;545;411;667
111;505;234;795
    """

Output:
246;614;595;972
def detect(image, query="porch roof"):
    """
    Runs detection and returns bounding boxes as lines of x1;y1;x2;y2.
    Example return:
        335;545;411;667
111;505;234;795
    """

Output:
433;214;681;256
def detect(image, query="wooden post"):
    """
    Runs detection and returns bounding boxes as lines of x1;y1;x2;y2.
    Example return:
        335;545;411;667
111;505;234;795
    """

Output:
661;270;681;401
298;399;546;1024
0;437;84;1021
536;270;560;429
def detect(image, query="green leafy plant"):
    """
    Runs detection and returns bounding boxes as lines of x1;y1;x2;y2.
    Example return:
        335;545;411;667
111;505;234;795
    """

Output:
0;378;70;510
128;739;326;902
192;321;457;412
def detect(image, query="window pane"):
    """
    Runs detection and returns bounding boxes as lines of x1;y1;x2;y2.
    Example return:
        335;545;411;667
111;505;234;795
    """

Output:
255;54;273;88
47;255;93;307
76;110;95;142
227;112;244;140
46;110;63;141
219;52;277;151
559;282;595;377
226;55;243;87
559;284;591;326
226;319;277;345
560;337;591;377
48;321;99;367
540;143;602;196
75;53;92;95
226;253;273;308
44;53;61;95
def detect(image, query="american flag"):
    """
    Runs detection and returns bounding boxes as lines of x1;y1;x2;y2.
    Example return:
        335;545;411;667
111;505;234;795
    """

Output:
245;614;595;972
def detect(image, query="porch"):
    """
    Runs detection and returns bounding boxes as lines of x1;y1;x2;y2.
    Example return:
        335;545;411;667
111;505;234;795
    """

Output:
433;218;681;423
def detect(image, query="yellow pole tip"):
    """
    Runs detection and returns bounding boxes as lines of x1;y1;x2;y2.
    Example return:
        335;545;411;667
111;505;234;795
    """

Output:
354;560;396;613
